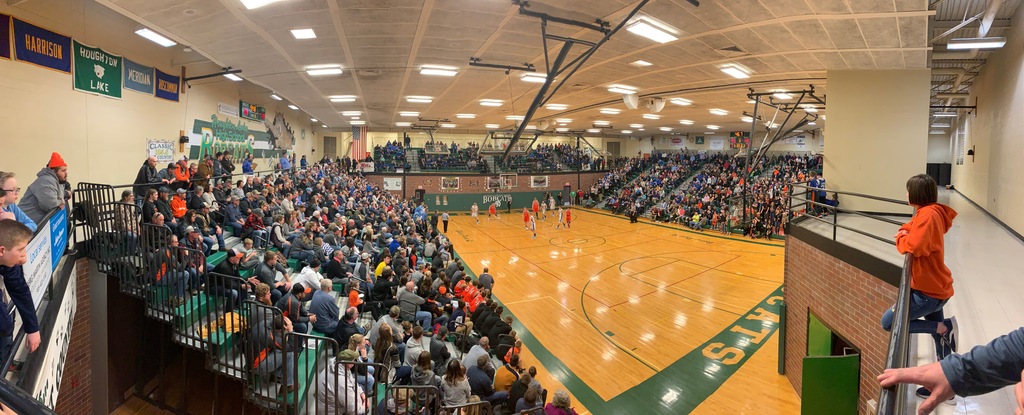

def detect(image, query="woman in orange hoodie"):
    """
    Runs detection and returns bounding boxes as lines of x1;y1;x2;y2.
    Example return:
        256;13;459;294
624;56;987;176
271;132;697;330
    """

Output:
880;174;958;398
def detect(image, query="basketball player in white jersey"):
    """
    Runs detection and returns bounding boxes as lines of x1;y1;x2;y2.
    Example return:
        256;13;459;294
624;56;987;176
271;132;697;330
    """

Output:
528;212;537;238
471;202;480;224
555;206;566;229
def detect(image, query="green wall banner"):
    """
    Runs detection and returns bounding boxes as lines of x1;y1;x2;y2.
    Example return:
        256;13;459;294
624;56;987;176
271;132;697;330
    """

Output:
72;40;122;99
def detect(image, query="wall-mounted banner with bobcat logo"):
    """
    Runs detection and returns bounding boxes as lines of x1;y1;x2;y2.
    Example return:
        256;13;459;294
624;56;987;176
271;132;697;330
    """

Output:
72;40;122;99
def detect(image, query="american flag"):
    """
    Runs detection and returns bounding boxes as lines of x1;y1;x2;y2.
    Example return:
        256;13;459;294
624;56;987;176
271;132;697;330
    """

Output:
351;126;368;160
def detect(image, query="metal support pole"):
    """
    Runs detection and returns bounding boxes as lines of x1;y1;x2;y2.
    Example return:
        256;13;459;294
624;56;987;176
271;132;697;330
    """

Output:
502;41;574;160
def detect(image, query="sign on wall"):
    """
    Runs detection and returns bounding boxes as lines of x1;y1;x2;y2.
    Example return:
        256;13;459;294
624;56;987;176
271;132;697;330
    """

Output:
12;17;72;73
72;40;123;99
383;177;402;191
695;136;705;145
0;14;11;60
441;177;460;190
710;138;725;151
147;139;175;163
356;161;375;173
123;58;154;94
218;101;239;118
154;68;180;101
28;263;76;410
482;193;512;208
530;176;548;188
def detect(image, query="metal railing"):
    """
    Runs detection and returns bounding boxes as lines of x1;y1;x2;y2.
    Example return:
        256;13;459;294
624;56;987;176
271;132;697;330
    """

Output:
785;183;916;415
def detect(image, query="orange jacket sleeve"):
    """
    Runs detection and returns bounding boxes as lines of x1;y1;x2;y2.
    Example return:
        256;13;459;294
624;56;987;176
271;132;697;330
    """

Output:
895;209;943;257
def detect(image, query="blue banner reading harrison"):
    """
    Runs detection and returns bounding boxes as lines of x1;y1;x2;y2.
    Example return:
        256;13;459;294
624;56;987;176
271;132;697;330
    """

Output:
12;17;71;73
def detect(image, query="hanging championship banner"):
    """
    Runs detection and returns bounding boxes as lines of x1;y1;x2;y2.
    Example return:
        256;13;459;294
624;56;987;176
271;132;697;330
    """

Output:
123;58;154;94
12;18;71;73
0;14;11;60
154;68;180;101
73;40;123;99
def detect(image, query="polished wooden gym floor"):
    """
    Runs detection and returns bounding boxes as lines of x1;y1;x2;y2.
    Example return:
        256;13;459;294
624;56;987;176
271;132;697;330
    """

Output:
449;207;799;415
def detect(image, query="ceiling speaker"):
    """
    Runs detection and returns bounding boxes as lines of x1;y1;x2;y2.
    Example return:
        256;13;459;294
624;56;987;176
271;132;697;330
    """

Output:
623;93;639;110
645;98;666;113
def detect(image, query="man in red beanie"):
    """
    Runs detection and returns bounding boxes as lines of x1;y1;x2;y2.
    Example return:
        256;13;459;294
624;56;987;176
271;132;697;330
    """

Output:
19;152;70;224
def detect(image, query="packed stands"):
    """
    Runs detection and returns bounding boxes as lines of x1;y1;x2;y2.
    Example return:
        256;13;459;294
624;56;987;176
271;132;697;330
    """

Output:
373;141;409;172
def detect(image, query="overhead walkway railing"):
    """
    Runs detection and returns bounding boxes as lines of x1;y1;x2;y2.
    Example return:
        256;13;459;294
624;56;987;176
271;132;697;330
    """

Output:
786;182;915;415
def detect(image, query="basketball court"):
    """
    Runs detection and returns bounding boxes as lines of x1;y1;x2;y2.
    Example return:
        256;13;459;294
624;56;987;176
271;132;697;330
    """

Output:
447;207;799;414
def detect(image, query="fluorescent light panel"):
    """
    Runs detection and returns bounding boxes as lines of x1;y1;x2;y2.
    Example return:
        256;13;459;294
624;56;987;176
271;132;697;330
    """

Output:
135;28;176;47
456;114;476;119
679;120;694;125
607;84;638;94
931;123;950;128
659;127;672;131
480;99;503;107
306;65;343;76
288;105;298;110
720;63;751;79
587;129;601;133
594;120;610;126
223;73;243;81
350;120;366;125
625;18;679;44
341;111;362;116
741;116;754;122
440;123;456;128
321;124;328;128
555;127;569;132
420;65;458;77
290;28;316;40
525;125;537;130
630;60;653;67
406;96;433;103
930;130;947;135
546;103;568;110
709;108;729;116
506;115;524;121
521;73;547;83
399;111;419;117
629;124;644;128
329;95;357;103
933;112;957;117
642;114;661;120
707;125;720;130
621;130;633;134
270;94;282;101
947;37;1007;50
240;0;283;9
555;118;572;123
485;124;500;129
599;108;621;115
395;122;411;127
669;98;692;106
310;118;317;122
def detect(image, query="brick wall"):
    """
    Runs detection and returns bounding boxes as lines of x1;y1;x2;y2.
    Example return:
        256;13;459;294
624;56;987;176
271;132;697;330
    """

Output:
54;259;93;415
784;236;898;414
366;172;605;200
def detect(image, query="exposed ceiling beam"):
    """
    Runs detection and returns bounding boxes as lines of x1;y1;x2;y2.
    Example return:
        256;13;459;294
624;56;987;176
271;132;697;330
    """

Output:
931;19;1010;30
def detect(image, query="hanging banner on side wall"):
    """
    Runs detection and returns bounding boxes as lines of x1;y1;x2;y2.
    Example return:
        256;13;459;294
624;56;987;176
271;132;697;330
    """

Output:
383;177;402;191
530;176;548;188
0;14;11;59
12;17;71;73
123;58;154;94
73;40;123;99
147;139;175;163
710;138;725;151
154;68;180;102
695;136;705;145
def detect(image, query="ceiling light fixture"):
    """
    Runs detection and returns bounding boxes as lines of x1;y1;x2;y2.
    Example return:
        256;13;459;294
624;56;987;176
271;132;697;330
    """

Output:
399;111;419;117
555;127;569;132
395;122;411;127
545;103;568;110
485;124;500;129
594;120;610;126
440;123;456;128
406;96;433;103
802;106;818;113
520;73;548;83
223;73;243;81
480;99;503;107
808;121;817;125
929;130;948;135
600;108;621;115
350;120;366;126
621;130;633;134
931;123;950;128
741;116;754;122
329;95;357;103
630;60;653;67
607;84;638;94
290;28;316;40
707;125;720;130
525;125;537;130
669;98;692;106
350;117;360;120
288;105;298;110
947;37;1007;50
709;109;729;116
642;114;661;120
659;127;672;132
310;118;318;122
456;114;476;119
135;28;177;47
720;63;752;79
506;115;524;121
340;111;362;117
933;112;957;117
420;65;458;77
679;119;694;125
321;124;328;128
629;124;644;128
240;0;283;10
555;118;572;123
270;94;282;101
305;65;343;76
587;128;601;133
625;17;680;44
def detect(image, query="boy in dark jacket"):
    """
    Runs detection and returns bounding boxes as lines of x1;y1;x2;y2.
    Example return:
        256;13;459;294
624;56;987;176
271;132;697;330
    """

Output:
0;220;41;361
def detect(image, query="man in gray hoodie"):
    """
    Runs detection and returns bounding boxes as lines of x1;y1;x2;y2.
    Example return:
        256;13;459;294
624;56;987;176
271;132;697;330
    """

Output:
19;152;69;224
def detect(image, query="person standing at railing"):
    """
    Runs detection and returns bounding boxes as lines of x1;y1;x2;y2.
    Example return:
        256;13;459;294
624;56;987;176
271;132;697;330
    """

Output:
0;172;36;232
0;220;42;361
132;157;161;203
19;152;69;225
880;174;959;401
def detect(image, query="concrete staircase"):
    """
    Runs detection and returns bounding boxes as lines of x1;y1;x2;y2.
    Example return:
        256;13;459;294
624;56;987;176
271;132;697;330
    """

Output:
406;148;421;173
485;155;500;174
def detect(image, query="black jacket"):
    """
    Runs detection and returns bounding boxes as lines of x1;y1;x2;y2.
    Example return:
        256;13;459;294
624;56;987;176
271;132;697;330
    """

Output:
133;162;159;197
0;265;39;336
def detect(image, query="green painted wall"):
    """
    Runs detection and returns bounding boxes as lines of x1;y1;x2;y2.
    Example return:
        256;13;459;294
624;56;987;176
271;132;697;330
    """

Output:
807;312;833;357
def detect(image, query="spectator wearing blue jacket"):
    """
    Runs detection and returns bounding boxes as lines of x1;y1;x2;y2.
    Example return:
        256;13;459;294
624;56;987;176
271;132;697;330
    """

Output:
0;220;41;361
279;154;292;172
309;279;340;336
0;172;36;232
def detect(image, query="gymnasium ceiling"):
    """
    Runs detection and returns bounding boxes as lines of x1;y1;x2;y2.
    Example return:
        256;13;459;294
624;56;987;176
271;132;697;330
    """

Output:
96;0;1019;138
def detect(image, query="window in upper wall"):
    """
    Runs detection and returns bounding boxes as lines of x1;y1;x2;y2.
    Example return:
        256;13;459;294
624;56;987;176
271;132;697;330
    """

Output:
954;118;967;165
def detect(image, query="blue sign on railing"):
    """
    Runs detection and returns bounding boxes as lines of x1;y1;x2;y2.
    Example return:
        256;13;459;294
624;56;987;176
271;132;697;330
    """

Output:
22;208;67;308
48;209;66;271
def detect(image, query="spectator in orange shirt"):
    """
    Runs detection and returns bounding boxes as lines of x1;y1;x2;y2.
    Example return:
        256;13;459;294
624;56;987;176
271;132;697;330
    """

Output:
170;188;188;219
172;157;191;191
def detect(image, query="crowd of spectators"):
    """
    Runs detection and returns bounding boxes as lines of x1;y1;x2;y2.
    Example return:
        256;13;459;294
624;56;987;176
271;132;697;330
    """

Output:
501;144;605;173
420;142;487;172
601;153;704;217
373;141;409;172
